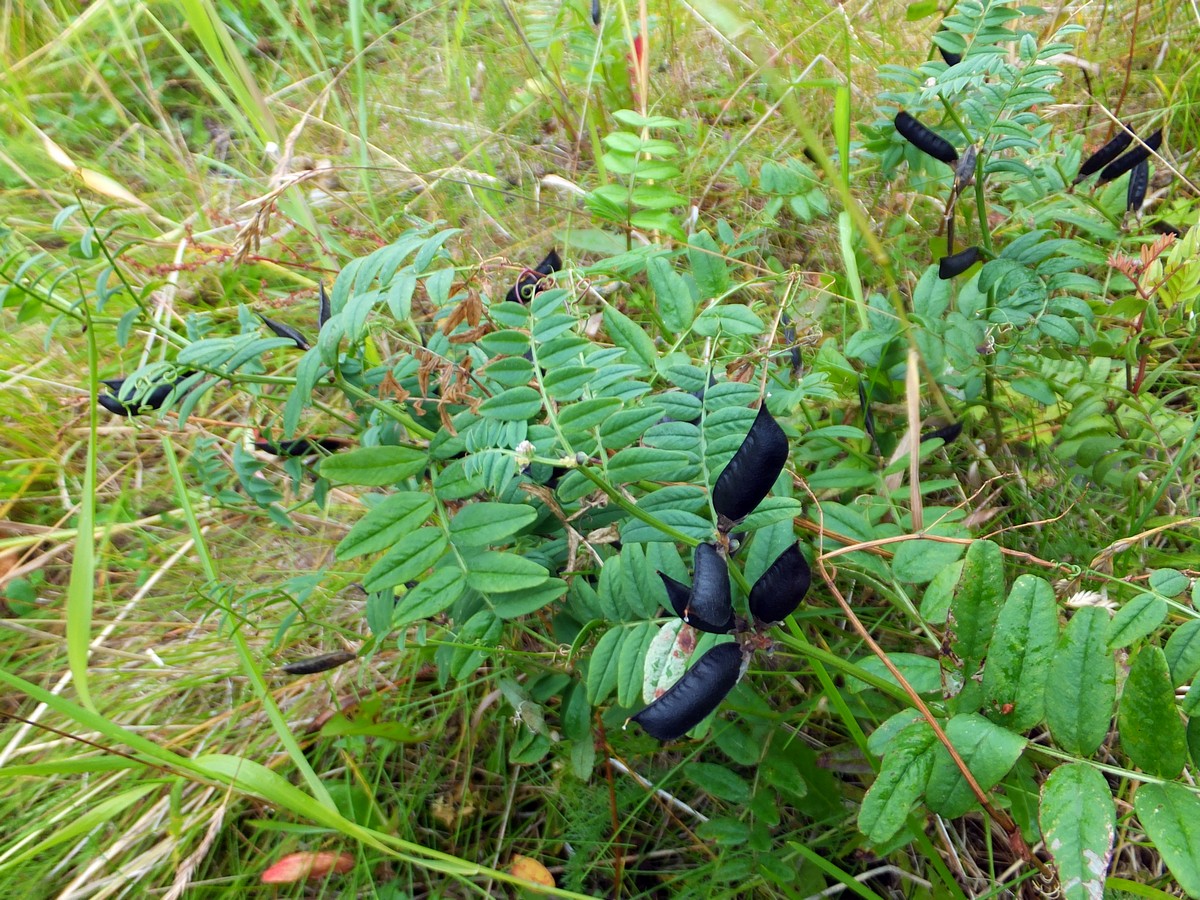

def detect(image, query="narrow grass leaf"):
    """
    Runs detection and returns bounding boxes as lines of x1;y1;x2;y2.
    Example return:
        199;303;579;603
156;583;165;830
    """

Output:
1040;763;1115;900
1118;646;1187;778
1134;783;1200;897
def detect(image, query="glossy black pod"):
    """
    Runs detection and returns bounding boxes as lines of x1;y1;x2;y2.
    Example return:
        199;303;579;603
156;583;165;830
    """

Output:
1098;129;1162;184
259;313;311;351
938;246;981;280
98;372;193;416
506;249;563;303
1074;126;1134;184
712;404;789;523
281;651;356;675
689;544;736;633
748;543;811;625
1126;159;1149;213
895;111;958;165
630;642;744;741
318;283;332;329
920;421;963;445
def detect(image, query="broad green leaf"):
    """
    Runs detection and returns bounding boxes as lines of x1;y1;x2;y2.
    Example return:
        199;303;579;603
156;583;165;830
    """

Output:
696;817;750;845
1045;607;1115;755
363;527;448;592
492;578;568;619
925;714;1025;818
450;609;503;681
1105;592;1167;650
642;620;689;704
1148;567;1189;597
948;541;1005;714
321;446;426;486
693;304;765;338
648;256;695;333
983;575;1058;731
542;365;597;401
449;502;538;548
557;397;623;434
617;621;658;708
1040;763;1115;900
687;762;751;803
847;653;944;695
858;719;938;845
464;551;549;593
478;386;543;421
606;447;694;485
393;566;466;626
602;304;657;373
1133;784;1200;897
1118;645;1186;778
337;492;434;559
892;538;966;584
919;560;964;625
588;627;626;705
688;231;730;299
1164;619;1200;687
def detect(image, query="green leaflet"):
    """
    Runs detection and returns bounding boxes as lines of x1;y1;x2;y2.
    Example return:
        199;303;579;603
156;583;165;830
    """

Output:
1133;783;1200;897
320;445;426;486
924;714;1025;818
982;574;1058;731
858;719;938;845
1040;763;1115;900
1118;645;1187;779
1045;607;1116;756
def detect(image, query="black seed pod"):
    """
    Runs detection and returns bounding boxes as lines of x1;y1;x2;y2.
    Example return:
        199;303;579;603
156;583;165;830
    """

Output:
281;651;356;675
920;421;963;444
895;111;959;165
748;543;811;625
630;642;744;742
255;437;349;457
938;45;962;66
1074;126;1134;184
318;283;331;329
938;246;981;280
506;249;563;303
1126;159;1149;214
259;314;311;351
954;144;978;187
99;372;194;416
659;572;692;621
712;404;789;524
1098;129;1162;184
687;544;735;633
591;0;601;26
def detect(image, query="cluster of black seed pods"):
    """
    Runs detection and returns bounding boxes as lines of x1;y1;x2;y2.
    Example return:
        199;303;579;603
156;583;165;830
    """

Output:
630;404;812;742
